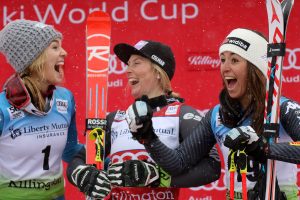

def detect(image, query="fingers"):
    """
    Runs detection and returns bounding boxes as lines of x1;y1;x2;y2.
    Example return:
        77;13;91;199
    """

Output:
107;162;124;186
244;126;259;144
90;172;111;198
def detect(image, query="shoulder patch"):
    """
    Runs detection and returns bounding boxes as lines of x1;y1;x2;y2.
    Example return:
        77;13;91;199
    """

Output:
56;99;68;113
183;113;202;121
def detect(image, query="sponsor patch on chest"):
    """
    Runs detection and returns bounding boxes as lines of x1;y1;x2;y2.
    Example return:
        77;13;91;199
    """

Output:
7;106;25;120
115;111;126;121
165;105;179;115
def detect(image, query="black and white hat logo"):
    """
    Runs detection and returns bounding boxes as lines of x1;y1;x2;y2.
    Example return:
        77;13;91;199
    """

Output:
225;37;250;51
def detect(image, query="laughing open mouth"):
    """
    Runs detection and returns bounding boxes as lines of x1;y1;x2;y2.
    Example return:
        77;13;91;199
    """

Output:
54;64;60;72
225;77;237;88
129;79;139;86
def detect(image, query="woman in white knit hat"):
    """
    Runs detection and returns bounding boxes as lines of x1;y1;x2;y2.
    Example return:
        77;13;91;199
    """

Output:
127;28;300;199
0;20;109;199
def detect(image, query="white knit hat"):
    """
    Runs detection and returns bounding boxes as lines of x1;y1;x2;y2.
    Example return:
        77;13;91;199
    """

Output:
219;28;268;78
0;19;62;72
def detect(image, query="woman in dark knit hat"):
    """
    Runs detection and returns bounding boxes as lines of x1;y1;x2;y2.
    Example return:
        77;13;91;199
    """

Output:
67;40;221;199
0;19;90;200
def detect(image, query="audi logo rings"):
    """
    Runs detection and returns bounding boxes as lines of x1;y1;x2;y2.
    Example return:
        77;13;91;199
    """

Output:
283;48;300;70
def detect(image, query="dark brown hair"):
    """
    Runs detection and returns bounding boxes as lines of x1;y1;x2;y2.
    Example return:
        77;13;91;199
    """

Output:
247;62;266;135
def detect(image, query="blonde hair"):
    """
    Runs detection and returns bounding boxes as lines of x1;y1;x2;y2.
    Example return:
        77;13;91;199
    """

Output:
19;51;48;111
152;63;180;98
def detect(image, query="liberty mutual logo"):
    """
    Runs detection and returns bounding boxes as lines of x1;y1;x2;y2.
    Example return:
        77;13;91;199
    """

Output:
9;126;22;139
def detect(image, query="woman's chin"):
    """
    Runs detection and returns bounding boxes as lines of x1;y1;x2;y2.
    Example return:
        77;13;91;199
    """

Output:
53;78;64;85
131;91;140;99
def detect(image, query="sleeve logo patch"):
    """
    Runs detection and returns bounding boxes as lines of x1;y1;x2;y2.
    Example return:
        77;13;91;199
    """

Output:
56;99;68;113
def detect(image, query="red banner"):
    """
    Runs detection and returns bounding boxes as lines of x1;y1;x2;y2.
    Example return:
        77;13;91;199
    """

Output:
0;1;299;199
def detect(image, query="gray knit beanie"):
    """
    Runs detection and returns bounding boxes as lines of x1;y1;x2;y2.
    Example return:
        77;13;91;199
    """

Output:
0;19;62;72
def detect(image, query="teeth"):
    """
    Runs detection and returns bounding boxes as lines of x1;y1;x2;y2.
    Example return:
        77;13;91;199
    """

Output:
128;79;139;86
225;76;235;80
128;78;137;84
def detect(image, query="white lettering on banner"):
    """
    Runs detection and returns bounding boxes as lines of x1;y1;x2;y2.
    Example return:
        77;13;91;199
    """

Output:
182;3;199;24
108;79;123;88
188;55;221;68
140;0;199;24
3;6;23;24
34;4;66;24
68;8;85;24
2;1;198;25
141;0;158;20
111;2;128;22
283;75;300;83
2;3;108;25
186;52;221;71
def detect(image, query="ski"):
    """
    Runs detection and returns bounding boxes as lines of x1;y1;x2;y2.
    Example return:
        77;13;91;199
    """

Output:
263;0;294;199
85;11;111;170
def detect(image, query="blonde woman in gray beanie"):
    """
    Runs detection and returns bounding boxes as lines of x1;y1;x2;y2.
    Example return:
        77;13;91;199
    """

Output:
0;20;110;200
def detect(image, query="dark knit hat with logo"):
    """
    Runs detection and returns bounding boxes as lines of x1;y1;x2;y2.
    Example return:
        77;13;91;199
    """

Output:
114;40;176;80
0;19;62;72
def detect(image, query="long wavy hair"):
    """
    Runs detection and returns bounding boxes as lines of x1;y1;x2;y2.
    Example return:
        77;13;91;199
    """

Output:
246;62;266;135
220;61;266;135
19;51;48;112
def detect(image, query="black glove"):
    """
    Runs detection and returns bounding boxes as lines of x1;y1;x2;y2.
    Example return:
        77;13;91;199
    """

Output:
224;126;260;152
107;160;160;187
71;165;111;199
126;96;158;143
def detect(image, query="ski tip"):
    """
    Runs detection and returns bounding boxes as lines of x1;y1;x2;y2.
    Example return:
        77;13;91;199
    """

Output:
87;11;110;22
